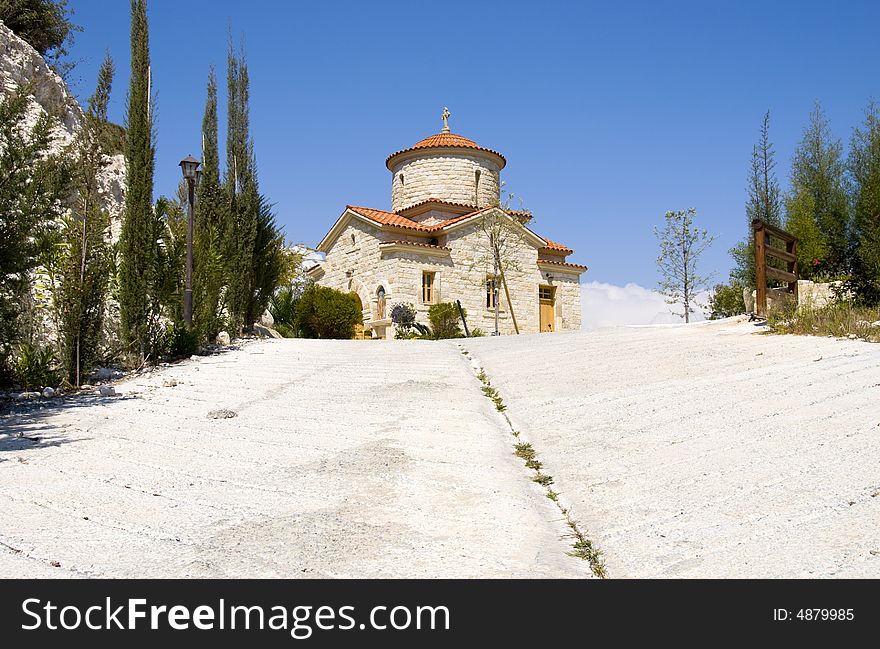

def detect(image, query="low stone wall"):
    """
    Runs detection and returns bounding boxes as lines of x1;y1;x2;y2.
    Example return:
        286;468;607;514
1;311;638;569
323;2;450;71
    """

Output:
744;280;842;315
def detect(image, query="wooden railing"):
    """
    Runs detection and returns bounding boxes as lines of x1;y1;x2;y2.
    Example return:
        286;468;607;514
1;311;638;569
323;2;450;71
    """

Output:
752;219;798;317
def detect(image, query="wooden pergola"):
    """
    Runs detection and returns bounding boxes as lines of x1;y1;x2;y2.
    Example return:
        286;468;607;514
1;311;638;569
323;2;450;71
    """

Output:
752;219;798;317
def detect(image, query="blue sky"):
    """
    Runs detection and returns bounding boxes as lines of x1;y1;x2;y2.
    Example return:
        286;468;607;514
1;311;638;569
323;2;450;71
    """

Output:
65;0;879;287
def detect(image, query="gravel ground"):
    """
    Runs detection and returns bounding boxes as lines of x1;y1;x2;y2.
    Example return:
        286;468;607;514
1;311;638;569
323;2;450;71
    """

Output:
461;317;880;578
0;340;585;578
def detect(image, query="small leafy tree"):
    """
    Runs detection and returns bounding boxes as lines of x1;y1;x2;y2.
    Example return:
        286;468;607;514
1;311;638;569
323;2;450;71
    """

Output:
0;89;70;380
469;185;531;334
293;284;361;339
428;302;465;339
55;53;114;386
707;283;746;320
654;208;716;323
152;192;187;323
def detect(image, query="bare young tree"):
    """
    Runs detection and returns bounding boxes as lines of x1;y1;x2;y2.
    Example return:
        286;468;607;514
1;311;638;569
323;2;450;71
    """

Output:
469;185;531;334
654;208;716;323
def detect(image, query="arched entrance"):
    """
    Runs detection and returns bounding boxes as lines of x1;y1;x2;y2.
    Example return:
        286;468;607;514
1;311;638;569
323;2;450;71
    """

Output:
350;292;367;339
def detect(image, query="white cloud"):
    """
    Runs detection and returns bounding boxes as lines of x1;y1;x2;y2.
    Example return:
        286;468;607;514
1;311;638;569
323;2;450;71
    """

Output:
581;281;709;329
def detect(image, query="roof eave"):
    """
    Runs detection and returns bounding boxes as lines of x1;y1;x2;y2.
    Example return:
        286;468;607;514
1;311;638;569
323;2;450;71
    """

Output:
386;145;507;171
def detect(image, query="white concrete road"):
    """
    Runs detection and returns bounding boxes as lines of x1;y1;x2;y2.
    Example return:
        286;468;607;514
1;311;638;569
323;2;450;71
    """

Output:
2;318;878;578
461;318;880;578
0;339;584;578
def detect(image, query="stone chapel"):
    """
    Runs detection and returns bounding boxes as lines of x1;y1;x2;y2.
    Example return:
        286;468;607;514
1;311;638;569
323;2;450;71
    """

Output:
308;110;586;338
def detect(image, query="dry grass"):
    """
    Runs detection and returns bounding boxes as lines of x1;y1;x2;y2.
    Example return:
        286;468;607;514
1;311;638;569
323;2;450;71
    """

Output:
769;303;880;342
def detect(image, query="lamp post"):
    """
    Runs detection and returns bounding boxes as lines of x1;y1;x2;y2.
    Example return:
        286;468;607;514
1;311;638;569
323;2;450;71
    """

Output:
179;155;201;328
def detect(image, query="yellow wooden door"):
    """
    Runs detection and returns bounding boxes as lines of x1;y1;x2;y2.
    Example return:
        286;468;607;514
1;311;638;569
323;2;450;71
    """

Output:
539;285;555;332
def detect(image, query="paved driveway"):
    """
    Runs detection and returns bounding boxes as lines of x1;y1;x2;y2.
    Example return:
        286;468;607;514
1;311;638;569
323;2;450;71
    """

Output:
461;319;880;577
0;339;584;578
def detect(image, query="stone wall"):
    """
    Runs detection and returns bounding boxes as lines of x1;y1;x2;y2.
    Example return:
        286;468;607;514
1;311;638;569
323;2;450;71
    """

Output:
389;152;501;212
318;217;583;337
797;280;842;310
744;280;843;315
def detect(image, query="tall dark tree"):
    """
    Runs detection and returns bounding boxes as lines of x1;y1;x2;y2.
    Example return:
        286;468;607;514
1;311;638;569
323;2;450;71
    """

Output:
784;102;849;277
848;101;880;305
192;67;225;341
223;38;258;333
55;53;114;386
117;0;156;361
731;111;782;286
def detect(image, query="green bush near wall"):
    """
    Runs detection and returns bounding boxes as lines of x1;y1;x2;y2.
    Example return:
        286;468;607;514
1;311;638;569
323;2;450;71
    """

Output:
294;285;362;339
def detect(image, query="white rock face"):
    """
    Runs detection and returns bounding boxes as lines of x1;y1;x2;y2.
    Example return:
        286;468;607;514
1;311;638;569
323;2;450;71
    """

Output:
215;331;231;346
0;20;127;238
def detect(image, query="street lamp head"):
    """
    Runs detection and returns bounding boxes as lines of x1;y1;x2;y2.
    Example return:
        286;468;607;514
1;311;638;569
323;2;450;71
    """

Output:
195;169;203;188
179;155;200;181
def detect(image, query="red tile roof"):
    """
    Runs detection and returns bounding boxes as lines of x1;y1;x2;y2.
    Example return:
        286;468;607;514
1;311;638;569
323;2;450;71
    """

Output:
398;197;477;215
347;205;579;262
347;205;436;232
386;132;506;168
540;238;574;254
348;205;477;232
536;258;588;271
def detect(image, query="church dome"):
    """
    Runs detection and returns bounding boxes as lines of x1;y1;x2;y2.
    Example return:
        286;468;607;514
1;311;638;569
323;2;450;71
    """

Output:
387;112;506;212
385;132;506;170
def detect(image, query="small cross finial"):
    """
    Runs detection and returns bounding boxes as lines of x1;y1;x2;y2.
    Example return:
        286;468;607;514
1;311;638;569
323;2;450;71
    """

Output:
441;107;451;133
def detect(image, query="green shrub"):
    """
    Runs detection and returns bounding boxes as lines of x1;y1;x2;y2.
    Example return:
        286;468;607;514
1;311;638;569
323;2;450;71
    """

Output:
294;284;362;339
428;302;465;339
14;343;61;390
168;323;199;358
269;287;297;338
708;283;747;319
391;302;430;339
470;328;486;337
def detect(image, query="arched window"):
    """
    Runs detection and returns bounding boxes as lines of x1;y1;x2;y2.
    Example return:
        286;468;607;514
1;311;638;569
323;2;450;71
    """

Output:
376;286;386;320
474;169;481;206
399;173;405;185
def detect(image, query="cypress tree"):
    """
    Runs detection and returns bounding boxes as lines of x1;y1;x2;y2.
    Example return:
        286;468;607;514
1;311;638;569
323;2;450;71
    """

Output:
783;102;848;277
848;101;880;305
223;39;258;333
730;111;782;286
56;53;114;386
193;67;225;341
118;0;156;361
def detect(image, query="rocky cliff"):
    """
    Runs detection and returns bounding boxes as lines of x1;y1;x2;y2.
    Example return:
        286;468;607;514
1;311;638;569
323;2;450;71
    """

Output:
0;19;126;239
